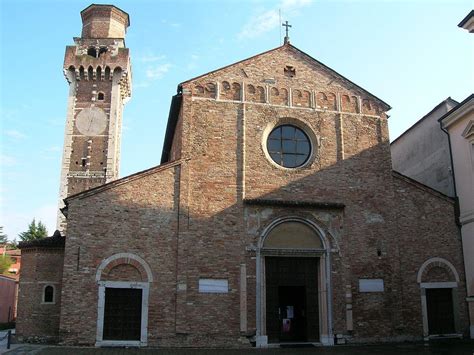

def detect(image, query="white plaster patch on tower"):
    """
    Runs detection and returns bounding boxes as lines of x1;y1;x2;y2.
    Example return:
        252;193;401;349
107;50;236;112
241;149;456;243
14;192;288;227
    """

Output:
106;70;122;182
57;70;77;232
363;211;384;224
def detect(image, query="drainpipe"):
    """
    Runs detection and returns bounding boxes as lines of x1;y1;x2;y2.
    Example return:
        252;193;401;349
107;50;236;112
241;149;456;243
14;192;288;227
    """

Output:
439;121;460;226
326;249;334;345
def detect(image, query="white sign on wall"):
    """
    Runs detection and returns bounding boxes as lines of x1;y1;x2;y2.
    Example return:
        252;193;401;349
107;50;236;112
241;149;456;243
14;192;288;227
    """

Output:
199;279;229;293
359;279;384;292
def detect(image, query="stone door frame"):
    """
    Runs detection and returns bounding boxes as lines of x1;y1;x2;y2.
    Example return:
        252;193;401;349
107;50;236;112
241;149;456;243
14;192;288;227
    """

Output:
95;281;150;347
255;217;334;347
95;253;153;347
417;257;462;339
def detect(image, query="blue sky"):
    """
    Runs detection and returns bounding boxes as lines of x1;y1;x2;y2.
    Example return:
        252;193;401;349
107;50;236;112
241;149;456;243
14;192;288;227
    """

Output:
1;0;473;241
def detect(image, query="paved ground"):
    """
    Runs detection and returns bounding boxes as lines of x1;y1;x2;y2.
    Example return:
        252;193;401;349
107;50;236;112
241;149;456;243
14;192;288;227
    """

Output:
1;340;473;355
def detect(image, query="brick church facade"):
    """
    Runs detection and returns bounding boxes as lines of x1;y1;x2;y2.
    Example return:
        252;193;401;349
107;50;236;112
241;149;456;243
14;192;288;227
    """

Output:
17;4;469;347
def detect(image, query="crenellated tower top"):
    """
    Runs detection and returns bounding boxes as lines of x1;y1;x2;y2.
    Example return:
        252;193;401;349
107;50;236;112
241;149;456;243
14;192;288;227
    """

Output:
63;4;132;100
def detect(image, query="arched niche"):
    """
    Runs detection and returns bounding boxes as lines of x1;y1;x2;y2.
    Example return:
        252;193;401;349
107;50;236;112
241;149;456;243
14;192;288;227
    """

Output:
263;221;323;249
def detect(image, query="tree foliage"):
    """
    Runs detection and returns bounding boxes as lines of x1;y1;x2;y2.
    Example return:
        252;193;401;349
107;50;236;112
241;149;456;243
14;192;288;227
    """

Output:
18;219;48;242
7;239;18;250
0;226;7;244
0;255;13;274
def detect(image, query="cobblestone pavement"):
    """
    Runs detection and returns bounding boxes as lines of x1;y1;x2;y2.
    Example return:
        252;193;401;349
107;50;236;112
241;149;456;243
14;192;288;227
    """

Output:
2;341;473;355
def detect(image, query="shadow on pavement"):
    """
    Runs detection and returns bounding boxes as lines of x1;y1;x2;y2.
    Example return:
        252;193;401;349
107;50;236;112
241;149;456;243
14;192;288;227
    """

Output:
2;340;467;355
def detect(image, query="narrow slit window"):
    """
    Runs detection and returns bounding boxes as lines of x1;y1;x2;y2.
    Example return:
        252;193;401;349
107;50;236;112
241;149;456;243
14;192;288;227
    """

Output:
44;285;54;303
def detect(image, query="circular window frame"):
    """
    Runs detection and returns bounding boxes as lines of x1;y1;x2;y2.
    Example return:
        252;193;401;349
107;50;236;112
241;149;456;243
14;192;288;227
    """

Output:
262;118;318;170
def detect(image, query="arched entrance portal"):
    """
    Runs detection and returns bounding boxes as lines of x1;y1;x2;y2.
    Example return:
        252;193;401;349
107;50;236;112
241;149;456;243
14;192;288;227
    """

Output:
417;257;462;338
256;218;333;346
95;253;153;347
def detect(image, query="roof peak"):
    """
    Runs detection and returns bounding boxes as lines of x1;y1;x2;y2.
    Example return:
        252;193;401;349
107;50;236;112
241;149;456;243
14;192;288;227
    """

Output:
179;43;390;111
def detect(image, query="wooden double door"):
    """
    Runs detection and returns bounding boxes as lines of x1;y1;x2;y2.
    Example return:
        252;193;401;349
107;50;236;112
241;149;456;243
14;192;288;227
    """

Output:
426;288;455;335
265;257;319;343
103;288;143;341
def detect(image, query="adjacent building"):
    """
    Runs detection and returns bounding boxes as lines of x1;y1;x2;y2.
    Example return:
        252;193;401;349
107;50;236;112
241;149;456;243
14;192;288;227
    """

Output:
439;94;474;338
0;247;21;323
391;10;474;338
391;98;458;197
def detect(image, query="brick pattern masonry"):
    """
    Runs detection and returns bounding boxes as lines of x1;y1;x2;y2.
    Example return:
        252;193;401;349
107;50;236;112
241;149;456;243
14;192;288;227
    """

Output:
16;6;468;348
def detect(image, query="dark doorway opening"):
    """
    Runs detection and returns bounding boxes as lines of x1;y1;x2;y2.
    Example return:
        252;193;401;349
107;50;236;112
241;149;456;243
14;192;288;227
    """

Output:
266;257;319;343
103;288;142;341
426;288;455;335
278;286;306;342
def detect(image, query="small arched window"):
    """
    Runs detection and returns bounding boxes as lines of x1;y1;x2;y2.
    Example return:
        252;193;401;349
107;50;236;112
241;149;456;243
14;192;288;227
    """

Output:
43;285;55;303
97;92;105;101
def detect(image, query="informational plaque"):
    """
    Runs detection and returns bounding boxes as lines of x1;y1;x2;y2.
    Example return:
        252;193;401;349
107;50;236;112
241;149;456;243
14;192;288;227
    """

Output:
359;279;384;292
199;279;229;293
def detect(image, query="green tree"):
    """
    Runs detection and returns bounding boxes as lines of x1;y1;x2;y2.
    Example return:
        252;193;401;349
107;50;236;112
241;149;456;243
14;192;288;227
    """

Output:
18;219;48;242
0;255;12;274
7;238;18;250
0;226;7;245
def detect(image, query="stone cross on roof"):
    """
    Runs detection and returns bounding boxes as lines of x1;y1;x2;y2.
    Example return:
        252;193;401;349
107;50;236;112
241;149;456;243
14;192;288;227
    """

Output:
282;21;292;44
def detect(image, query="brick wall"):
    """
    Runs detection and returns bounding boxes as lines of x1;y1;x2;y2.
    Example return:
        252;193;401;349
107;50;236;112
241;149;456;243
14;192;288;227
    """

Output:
0;276;17;323
392;174;467;337
16;248;64;342
59;163;179;345
176;45;397;342
53;43;467;346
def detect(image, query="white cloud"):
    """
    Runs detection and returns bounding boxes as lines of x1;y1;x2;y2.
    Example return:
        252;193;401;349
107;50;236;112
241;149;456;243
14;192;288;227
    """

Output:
135;52;170;86
238;0;312;39
187;62;198;71
0;154;16;166
40;145;61;160
239;9;280;39
281;0;312;8
161;19;181;28
47;117;64;126
134;82;151;89
5;129;27;139
186;54;200;71
45;146;61;152
137;54;166;63
146;64;172;80
0;107;19;121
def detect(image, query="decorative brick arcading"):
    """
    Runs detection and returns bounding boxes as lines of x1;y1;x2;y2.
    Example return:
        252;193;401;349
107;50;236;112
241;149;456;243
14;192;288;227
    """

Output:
190;80;381;116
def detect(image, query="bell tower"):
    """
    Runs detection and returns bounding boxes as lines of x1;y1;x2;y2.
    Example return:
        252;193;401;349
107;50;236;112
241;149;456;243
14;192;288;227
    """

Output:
57;4;132;231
